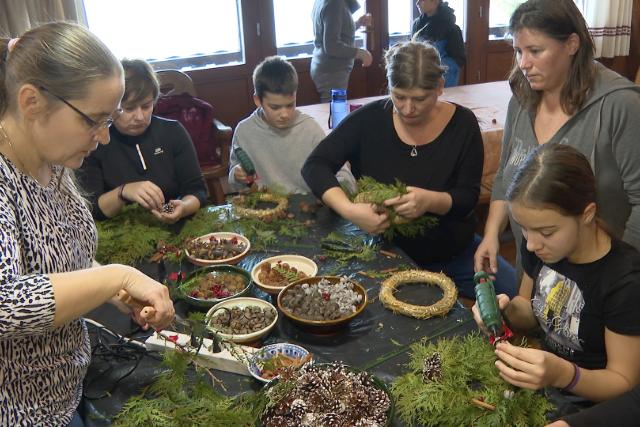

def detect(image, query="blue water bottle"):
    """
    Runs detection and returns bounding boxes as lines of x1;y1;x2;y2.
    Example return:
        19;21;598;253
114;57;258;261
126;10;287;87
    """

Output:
330;89;348;129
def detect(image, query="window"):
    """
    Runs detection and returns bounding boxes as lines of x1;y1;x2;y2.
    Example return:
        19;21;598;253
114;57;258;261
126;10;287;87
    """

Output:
488;0;526;40
388;0;413;46
273;0;365;58
84;0;244;70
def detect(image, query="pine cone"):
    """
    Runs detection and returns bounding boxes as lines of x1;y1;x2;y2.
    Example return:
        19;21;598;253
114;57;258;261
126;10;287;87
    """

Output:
318;412;342;426
422;352;443;383
289;398;307;420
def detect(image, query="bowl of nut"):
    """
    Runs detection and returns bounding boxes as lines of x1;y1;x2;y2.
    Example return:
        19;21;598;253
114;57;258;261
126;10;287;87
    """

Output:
184;232;250;266
247;342;312;383
205;297;278;344
178;265;252;309
251;255;318;295
277;276;368;333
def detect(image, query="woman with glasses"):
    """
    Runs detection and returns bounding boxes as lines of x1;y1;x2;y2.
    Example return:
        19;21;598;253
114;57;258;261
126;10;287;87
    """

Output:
79;59;207;223
0;23;174;426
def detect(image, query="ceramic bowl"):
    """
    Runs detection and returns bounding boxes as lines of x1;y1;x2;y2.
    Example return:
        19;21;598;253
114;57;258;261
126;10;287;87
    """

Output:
277;276;368;333
180;265;251;309
205;297;278;344
247;342;312;383
185;232;250;266
251;254;318;295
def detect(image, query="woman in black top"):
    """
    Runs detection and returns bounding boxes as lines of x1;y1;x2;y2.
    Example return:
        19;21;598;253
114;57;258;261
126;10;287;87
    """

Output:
411;0;465;87
79;59;207;223
302;40;516;298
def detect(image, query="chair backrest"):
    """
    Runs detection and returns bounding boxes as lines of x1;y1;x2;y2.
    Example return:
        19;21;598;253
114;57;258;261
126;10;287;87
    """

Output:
154;94;220;167
156;69;197;97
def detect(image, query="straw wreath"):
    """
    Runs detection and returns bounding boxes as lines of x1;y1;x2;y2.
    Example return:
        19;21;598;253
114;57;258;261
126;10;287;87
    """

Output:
380;270;457;319
231;192;288;222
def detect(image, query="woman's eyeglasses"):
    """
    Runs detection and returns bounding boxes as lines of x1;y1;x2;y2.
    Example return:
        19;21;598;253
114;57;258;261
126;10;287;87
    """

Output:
39;86;122;132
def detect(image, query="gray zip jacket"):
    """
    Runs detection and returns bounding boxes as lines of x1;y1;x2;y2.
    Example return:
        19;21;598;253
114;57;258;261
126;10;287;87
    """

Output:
492;62;640;250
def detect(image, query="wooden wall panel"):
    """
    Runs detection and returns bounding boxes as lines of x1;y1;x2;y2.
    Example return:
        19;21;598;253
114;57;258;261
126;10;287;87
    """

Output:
485;51;513;82
192;78;254;129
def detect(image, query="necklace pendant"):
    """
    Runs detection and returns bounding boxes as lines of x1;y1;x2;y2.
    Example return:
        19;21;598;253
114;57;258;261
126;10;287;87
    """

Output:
410;146;418;157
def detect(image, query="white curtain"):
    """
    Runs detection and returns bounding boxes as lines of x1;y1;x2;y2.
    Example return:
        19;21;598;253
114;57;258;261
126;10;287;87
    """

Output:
0;0;87;37
578;0;633;58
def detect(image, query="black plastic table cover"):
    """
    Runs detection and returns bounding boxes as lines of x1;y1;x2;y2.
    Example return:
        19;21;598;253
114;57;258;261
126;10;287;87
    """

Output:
83;195;574;426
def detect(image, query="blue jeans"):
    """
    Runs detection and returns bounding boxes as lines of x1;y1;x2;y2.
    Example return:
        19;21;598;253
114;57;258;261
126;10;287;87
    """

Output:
421;234;517;300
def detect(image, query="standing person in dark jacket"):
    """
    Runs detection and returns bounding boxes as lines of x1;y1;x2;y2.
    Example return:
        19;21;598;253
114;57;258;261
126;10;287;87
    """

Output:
311;0;373;102
303;40;517;299
412;0;465;87
79;59;207;223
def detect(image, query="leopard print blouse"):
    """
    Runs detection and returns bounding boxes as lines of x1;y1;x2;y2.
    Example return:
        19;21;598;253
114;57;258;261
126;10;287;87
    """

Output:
0;156;97;426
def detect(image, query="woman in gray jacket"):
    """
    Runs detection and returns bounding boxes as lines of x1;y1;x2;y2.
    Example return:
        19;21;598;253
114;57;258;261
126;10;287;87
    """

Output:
311;0;372;102
474;0;640;278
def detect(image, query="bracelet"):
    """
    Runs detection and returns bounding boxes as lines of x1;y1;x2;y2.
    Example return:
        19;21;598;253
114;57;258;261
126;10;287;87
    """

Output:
118;184;126;202
562;362;581;392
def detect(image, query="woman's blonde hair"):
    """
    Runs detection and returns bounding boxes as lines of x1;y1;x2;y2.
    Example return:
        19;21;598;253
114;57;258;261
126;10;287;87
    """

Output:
508;0;595;115
0;22;122;117
385;41;446;91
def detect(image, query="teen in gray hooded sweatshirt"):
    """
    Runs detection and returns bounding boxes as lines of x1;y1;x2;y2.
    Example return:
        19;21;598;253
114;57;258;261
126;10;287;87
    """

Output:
475;0;640;278
228;56;354;194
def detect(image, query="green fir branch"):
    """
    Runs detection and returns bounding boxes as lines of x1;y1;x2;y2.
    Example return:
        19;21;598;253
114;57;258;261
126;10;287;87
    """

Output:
391;333;554;426
320;231;378;264
353;176;439;239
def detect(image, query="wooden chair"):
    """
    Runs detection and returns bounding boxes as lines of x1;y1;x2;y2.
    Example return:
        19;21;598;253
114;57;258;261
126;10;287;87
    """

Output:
155;70;232;205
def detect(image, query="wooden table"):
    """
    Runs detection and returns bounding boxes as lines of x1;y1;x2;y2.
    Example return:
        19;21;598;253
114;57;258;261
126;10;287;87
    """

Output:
298;81;512;203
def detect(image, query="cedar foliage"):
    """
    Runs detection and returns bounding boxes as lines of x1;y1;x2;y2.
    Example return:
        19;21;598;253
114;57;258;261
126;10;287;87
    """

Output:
96;200;307;265
353;177;438;239
112;350;262;427
96;205;171;265
391;333;554;427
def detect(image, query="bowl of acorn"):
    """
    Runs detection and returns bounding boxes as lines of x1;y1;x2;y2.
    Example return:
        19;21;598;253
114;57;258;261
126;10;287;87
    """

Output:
184;232;250;266
206;297;278;344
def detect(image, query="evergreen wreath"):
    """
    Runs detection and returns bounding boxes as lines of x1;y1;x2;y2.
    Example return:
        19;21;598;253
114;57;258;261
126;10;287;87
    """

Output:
351;177;438;239
391;333;554;427
379;270;457;319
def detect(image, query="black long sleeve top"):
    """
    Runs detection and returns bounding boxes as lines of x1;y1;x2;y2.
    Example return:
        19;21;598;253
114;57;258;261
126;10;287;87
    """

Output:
78;116;208;220
561;385;640;426
301;99;483;264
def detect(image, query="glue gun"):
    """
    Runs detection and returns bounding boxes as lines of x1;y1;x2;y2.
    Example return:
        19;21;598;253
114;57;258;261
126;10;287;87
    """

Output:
235;147;257;184
473;271;512;345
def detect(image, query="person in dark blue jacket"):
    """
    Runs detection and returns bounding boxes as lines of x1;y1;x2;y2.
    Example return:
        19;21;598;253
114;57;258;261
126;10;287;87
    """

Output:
411;0;465;87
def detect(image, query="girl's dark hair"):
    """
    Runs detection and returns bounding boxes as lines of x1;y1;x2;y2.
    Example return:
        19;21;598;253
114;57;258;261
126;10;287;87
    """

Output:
121;59;160;106
385;40;446;90
506;144;595;216
508;0;595;115
0;22;122;117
